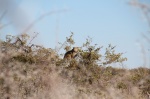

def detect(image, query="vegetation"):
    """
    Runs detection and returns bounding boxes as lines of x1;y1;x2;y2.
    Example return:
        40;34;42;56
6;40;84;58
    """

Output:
0;33;149;99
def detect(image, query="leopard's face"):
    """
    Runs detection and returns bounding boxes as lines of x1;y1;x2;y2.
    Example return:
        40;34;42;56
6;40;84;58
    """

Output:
73;47;79;52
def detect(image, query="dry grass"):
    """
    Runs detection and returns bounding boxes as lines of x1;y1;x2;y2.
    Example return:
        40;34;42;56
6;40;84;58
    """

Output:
0;0;149;98
0;37;150;99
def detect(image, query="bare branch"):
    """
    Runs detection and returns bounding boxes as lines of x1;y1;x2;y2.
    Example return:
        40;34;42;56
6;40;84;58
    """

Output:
129;0;150;26
142;33;150;42
22;9;68;33
0;10;7;22
0;22;11;30
27;32;39;46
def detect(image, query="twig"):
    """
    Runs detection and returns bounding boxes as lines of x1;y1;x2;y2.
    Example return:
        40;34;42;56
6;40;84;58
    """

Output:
22;9;68;33
0;22;11;30
0;10;7;22
56;41;67;53
129;0;150;26
27;32;39;46
142;33;150;42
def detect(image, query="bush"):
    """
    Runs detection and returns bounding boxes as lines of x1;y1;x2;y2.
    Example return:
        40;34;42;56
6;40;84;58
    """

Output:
1;33;149;98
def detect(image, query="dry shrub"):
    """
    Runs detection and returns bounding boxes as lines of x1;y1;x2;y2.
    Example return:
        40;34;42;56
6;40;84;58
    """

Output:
0;33;150;99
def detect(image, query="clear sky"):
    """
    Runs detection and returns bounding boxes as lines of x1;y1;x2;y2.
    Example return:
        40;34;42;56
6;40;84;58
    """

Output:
0;0;149;68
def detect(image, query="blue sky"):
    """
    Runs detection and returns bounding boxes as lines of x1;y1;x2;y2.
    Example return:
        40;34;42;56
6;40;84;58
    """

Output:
0;0;149;68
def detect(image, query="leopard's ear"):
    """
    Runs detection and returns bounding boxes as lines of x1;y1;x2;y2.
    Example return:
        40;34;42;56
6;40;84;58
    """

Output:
72;47;75;50
73;47;79;52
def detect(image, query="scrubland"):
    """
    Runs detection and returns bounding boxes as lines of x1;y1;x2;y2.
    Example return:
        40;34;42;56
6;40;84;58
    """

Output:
0;33;149;99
